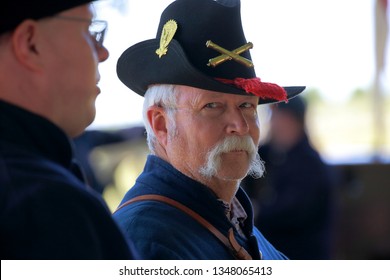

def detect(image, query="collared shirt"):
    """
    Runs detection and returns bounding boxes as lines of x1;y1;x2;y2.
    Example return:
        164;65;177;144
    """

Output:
218;197;248;238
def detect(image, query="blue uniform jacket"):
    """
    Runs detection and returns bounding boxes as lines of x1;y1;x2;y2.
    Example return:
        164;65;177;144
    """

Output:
0;101;137;259
114;155;287;260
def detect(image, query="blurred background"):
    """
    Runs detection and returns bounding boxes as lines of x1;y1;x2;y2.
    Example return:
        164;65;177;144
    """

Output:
75;0;390;259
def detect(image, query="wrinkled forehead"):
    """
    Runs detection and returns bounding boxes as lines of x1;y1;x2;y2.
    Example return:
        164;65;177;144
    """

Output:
173;85;204;106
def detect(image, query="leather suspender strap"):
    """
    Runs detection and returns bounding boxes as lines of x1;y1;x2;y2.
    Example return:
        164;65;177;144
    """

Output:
114;194;252;260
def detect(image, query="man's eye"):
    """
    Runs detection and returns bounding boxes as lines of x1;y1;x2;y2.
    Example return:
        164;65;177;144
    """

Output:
204;103;218;109
241;102;255;108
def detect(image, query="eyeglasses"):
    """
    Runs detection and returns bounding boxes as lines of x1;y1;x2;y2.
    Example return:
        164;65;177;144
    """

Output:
52;15;107;48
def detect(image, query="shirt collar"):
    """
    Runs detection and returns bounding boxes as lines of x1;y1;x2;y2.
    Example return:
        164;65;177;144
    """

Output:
218;196;248;238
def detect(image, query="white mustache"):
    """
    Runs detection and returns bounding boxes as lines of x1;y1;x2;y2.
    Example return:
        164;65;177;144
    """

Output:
199;135;264;179
211;135;257;155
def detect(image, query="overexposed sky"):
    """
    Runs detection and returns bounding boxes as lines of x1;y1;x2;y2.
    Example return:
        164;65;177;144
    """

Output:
91;0;387;129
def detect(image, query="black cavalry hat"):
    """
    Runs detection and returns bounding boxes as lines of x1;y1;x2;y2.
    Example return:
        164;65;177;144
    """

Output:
1;0;95;34
117;0;305;104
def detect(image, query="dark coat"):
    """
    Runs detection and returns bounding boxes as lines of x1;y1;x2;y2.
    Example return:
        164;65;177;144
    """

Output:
242;135;336;260
113;155;287;260
0;101;137;259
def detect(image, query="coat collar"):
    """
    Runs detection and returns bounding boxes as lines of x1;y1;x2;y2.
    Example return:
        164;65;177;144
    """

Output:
0;100;74;169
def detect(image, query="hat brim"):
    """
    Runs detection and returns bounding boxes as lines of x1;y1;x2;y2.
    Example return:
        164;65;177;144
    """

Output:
117;39;305;105
1;0;95;34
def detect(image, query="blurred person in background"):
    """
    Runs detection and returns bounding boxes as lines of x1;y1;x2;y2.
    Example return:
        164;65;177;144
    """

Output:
113;0;305;260
242;96;336;259
0;0;137;259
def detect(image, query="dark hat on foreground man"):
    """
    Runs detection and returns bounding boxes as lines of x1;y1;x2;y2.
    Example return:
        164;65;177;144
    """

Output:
117;0;305;104
1;0;94;34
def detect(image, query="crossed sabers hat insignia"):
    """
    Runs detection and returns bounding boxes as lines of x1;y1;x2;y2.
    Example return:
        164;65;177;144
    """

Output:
206;40;254;68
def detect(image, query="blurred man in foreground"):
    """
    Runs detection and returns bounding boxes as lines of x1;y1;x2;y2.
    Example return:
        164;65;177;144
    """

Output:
0;0;137;259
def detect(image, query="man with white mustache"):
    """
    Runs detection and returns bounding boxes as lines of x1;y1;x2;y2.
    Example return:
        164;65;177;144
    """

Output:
199;135;264;180
113;0;305;260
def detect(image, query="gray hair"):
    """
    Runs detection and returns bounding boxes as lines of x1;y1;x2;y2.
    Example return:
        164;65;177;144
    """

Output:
143;84;179;153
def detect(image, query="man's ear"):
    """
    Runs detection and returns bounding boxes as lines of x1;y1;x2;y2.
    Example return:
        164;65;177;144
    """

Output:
11;20;43;71
147;105;169;147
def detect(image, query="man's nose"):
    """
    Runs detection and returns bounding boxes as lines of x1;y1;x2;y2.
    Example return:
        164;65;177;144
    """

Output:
225;108;250;136
97;45;109;62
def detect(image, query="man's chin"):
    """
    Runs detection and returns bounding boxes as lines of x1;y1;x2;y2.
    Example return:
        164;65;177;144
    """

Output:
199;150;255;181
216;164;251;180
221;150;250;160
200;173;246;183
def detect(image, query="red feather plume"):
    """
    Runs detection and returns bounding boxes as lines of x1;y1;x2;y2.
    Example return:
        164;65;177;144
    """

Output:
216;77;287;102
